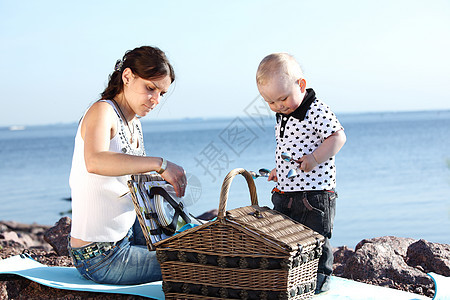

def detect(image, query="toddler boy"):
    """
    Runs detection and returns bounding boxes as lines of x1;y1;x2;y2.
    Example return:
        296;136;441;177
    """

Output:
256;53;346;294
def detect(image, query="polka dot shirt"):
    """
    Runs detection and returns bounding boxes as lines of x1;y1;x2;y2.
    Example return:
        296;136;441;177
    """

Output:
275;89;344;192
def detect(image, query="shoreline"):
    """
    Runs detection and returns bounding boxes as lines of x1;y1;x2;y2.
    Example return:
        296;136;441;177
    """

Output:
2;217;448;299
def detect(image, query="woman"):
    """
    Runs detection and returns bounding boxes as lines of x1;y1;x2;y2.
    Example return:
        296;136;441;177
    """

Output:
68;46;186;284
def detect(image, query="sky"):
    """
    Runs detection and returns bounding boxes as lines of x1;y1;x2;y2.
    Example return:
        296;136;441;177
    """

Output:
0;0;449;127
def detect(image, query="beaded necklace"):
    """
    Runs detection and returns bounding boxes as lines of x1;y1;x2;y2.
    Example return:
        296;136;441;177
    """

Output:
111;99;135;144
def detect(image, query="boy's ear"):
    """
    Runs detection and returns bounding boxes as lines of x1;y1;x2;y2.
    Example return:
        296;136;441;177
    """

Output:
298;78;306;93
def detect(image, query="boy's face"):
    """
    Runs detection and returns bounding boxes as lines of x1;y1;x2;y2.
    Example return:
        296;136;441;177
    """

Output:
258;77;306;115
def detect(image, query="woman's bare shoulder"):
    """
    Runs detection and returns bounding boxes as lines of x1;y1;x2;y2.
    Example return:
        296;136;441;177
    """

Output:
84;101;116;119
81;101;118;138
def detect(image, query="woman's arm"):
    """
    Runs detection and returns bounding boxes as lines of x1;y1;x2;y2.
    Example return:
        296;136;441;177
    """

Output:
81;101;186;196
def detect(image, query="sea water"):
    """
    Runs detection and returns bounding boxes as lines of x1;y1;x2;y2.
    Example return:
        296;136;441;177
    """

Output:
0;110;449;248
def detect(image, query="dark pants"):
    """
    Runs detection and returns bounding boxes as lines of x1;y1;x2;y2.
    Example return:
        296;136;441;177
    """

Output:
271;190;337;292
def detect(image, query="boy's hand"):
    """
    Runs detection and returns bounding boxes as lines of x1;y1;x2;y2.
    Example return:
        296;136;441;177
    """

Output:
297;154;318;173
268;168;278;182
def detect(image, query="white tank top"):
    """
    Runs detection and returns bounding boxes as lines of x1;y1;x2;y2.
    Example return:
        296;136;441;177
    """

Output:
69;100;146;242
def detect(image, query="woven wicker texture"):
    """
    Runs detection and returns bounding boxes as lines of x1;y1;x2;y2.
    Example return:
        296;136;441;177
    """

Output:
217;168;258;219
156;168;324;300
155;220;292;256
164;293;315;300
226;205;322;253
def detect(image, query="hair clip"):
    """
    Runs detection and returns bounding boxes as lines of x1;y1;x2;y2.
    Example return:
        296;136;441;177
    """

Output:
114;59;124;72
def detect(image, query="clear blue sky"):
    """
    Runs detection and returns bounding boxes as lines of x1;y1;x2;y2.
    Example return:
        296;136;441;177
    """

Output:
1;0;449;126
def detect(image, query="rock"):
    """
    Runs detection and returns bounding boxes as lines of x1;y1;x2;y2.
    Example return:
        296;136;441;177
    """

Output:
1;221;49;233
341;236;435;297
414;286;423;295
0;239;26;253
333;245;355;265
1;232;20;244
0;221;52;253
406;239;450;276
379;278;394;286
1;231;43;249
355;236;416;257
332;246;354;276
43;217;72;256
0;223;7;232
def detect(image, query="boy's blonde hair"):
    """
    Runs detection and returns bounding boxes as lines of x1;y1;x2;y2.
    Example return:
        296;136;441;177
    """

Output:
256;53;303;86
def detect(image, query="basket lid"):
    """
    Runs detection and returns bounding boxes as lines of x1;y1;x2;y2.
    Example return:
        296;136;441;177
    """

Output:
226;205;324;252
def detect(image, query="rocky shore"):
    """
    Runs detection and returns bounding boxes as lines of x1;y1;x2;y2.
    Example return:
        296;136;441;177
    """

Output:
1;215;449;299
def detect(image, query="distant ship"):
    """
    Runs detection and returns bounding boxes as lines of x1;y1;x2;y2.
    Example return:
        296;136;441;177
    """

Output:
9;125;26;131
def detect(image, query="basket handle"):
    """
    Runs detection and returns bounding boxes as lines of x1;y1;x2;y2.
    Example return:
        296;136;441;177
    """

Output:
217;168;258;220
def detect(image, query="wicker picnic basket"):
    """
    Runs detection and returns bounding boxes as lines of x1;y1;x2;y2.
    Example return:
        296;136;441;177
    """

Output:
155;168;325;300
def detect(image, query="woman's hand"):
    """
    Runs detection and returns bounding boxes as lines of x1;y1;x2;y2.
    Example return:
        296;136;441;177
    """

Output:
160;160;187;197
267;168;278;182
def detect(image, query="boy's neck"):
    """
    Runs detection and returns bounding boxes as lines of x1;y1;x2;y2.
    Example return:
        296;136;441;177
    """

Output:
279;88;315;121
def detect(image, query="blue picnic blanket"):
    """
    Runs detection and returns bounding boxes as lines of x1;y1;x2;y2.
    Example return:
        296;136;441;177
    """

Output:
0;254;164;299
0;254;446;299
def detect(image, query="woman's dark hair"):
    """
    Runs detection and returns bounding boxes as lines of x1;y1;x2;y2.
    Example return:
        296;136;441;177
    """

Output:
100;46;175;100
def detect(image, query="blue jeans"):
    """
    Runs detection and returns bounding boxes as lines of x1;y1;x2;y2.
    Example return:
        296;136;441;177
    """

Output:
272;190;337;292
68;218;162;285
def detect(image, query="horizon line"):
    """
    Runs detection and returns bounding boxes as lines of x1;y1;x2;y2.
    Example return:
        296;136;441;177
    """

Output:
1;108;449;129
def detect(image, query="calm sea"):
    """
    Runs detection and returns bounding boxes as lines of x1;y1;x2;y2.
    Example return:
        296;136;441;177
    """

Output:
0;110;449;248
